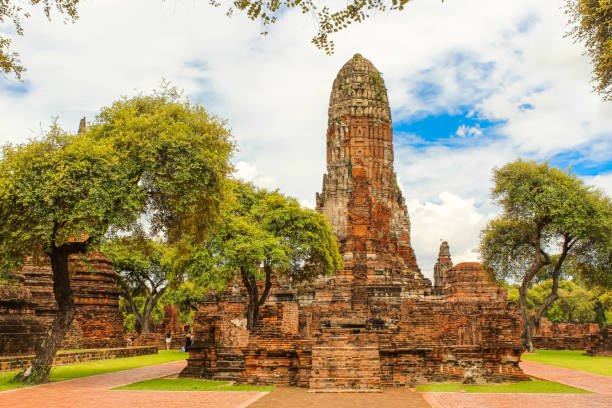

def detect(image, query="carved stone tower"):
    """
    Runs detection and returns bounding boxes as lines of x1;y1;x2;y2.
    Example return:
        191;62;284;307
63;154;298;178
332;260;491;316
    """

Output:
316;54;425;286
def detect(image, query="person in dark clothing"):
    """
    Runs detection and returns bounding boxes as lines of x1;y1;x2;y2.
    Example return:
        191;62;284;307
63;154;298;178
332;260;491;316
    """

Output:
185;334;192;351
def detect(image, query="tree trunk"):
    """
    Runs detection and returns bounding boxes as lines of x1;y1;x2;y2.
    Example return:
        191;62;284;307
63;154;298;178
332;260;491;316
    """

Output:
532;237;574;332
243;268;273;331
20;246;76;383
518;282;535;352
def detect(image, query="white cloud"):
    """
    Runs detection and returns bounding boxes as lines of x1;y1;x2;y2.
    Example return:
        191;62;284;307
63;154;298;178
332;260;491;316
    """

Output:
584;173;612;197
1;0;611;276
234;161;277;190
408;192;487;280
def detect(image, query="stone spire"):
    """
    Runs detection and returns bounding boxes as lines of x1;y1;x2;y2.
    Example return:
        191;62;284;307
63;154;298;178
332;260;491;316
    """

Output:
433;241;452;288
316;54;425;285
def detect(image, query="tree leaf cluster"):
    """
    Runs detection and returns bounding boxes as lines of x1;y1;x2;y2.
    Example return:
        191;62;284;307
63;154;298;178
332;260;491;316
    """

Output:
565;0;612;101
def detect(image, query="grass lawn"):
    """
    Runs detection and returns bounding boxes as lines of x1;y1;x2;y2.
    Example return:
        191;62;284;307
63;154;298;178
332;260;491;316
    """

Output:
522;350;612;376
113;378;275;392
416;379;591;393
0;350;186;392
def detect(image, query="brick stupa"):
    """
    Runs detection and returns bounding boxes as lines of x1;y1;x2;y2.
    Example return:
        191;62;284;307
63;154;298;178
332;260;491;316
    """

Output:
0;253;125;355
182;54;527;390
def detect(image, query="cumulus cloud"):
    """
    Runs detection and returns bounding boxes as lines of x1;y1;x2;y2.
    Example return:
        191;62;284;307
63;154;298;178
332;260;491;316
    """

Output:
407;192;487;280
584;173;612;197
1;0;611;274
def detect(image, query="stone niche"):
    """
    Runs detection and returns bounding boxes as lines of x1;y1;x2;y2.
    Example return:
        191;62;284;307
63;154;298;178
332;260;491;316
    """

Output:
181;54;527;391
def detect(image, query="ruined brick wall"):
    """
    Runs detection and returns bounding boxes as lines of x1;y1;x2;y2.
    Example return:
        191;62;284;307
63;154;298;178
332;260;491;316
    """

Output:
444;262;506;302
532;317;600;350
66;252;125;349
0;281;45;356
15;252;125;352
586;326;612;356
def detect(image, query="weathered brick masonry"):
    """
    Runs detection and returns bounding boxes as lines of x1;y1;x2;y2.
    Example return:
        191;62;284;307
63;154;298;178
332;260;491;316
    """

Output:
0;252;125;355
182;54;528;390
532;318;599;350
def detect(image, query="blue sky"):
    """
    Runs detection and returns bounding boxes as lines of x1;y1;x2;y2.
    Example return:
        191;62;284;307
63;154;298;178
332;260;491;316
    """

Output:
1;0;611;278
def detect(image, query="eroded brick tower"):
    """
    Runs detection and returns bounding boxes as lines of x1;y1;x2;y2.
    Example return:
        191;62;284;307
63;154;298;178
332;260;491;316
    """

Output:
317;54;426;288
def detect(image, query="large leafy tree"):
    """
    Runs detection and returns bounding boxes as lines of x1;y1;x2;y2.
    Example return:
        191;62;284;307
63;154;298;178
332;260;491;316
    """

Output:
565;0;612;101
102;233;177;334
0;124;141;382
480;159;612;351
0;86;234;383
194;181;342;330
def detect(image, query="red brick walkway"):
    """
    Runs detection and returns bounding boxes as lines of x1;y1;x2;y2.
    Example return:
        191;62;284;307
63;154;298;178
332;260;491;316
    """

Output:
0;360;267;408
422;359;612;408
519;359;612;394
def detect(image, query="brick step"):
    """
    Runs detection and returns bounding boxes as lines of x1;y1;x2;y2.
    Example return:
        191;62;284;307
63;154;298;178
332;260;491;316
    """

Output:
309;344;382;392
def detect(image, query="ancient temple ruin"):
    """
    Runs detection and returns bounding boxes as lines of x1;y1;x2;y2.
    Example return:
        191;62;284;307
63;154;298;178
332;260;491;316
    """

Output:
0;252;125;355
182;54;527;390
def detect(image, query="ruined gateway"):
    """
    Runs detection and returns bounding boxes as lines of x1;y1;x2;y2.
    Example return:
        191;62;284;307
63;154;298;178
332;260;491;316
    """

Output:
181;54;528;391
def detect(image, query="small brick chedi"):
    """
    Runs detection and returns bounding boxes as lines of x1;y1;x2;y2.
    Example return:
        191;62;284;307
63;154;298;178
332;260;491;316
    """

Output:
0;252;125;355
182;54;527;390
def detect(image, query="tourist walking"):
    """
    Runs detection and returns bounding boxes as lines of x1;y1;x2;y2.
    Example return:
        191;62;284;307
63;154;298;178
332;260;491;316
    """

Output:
165;331;171;351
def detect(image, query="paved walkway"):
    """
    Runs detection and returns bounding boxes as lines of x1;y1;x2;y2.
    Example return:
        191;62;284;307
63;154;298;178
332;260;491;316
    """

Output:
519;359;612;394
2;358;611;408
422;359;612;408
0;360;267;408
248;386;430;408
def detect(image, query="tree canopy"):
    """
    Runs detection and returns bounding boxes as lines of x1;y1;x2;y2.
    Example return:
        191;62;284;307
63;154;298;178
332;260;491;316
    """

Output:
190;181;342;330
565;0;612;101
480;159;612;351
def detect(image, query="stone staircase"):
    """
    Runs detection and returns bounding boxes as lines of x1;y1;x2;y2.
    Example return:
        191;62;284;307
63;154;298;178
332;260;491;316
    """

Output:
309;335;382;392
211;347;245;381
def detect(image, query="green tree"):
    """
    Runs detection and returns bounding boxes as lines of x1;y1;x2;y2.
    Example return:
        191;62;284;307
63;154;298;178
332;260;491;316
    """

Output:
0;86;234;383
102;233;177;334
194;181;342;330
1;1;80;79
164;280;208;325
565;0;612;101
0;124;141;383
480;159;612;351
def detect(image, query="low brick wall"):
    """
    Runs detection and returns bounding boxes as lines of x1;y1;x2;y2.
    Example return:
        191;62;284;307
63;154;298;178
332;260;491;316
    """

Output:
0;345;158;372
532;336;592;351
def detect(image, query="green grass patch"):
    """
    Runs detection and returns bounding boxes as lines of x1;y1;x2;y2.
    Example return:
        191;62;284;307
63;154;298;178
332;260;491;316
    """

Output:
0;350;186;392
416;379;591;393
522;349;612;376
113;378;275;392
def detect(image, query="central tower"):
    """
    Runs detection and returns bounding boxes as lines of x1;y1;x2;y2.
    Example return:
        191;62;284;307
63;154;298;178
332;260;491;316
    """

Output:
316;54;426;287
